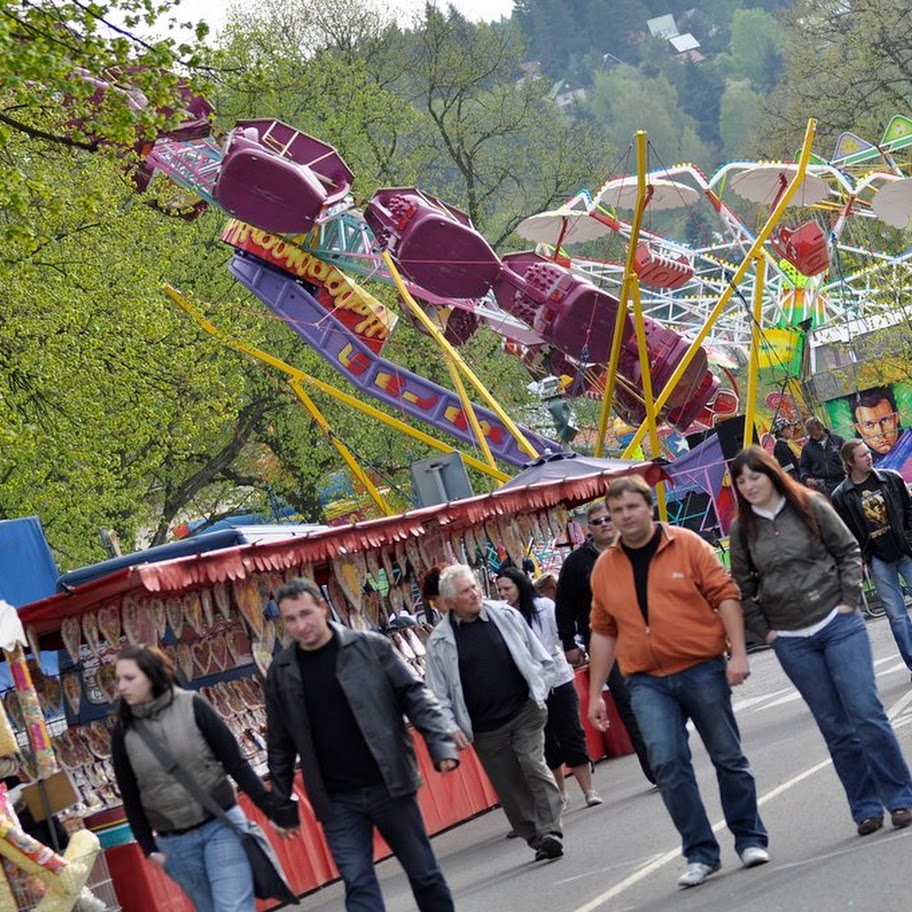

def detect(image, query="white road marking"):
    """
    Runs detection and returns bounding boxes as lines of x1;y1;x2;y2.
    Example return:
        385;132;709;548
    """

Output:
569;687;912;912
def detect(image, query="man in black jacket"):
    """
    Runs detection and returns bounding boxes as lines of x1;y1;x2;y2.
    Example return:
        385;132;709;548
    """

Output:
799;416;845;497
266;578;458;912
832;439;912;681
555;502;655;784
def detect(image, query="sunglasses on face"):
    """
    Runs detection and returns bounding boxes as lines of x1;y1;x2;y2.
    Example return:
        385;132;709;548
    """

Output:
589;517;612;527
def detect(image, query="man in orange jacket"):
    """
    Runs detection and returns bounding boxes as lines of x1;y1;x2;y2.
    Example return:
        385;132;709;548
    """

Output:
587;474;768;889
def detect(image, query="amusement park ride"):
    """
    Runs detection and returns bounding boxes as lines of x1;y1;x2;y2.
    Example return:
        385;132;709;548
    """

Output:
87;67;912;514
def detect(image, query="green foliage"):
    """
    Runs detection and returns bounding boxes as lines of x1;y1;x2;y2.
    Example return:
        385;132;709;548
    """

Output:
583;64;713;170
719;81;763;160
757;0;912;156
0;0;212;254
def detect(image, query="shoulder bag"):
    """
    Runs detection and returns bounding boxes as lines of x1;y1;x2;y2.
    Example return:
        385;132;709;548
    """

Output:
134;722;297;906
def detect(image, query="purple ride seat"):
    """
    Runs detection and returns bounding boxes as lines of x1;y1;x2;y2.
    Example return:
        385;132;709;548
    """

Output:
234;119;354;208
214;126;330;234
492;252;632;363
366;189;502;299
616;322;715;430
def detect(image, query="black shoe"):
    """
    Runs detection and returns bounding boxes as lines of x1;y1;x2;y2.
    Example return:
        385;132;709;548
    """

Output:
857;816;883;836
890;808;912;828
534;833;564;860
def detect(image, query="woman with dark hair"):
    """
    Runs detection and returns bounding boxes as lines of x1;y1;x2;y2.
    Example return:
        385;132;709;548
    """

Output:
729;445;912;836
494;566;600;808
111;645;296;911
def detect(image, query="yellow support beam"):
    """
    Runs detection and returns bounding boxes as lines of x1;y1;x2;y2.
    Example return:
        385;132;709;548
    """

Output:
630;277;667;520
162;286;511;485
596;130;650;457
288;379;394;516
623;117;818;457
743;255;766;447
381;251;541;459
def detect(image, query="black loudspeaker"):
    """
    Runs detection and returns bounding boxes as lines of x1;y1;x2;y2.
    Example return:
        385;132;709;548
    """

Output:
714;415;754;461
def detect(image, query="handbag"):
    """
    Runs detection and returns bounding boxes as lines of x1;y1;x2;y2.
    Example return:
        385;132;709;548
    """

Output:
134;722;297;906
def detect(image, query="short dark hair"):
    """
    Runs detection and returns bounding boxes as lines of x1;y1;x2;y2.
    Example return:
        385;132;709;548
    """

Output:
853;386;895;417
114;644;176;727
606;474;653;506
275;577;323;606
586;501;609;521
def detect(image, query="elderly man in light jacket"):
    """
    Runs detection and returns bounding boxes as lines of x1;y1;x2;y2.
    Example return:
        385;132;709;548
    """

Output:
424;564;565;861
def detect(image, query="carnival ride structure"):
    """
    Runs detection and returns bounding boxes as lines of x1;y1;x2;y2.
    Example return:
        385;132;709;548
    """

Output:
105;70;912;518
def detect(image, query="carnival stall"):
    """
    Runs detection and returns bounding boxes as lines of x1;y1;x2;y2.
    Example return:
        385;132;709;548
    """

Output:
12;462;662;911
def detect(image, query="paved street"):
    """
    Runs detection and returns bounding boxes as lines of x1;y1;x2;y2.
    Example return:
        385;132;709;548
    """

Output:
290;615;912;912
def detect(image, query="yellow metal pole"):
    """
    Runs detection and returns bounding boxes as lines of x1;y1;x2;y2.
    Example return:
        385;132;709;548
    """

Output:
623;117;818;457
302;374;510;481
596;131;649;456
742;255;766;448
444;359;498;469
162;285;511;482
381;251;540;459
630;277;667;520
287;379;394;515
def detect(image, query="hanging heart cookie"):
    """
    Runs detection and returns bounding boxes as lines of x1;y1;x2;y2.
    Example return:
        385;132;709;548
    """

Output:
192;641;212;679
61;616;82;666
82;611;101;657
165;596;184;634
97;601;121;646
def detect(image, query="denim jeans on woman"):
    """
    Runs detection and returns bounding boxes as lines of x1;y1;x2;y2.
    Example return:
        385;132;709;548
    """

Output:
627;657;767;866
320;782;454;912
155;804;254;912
772;608;912;822
869;553;912;670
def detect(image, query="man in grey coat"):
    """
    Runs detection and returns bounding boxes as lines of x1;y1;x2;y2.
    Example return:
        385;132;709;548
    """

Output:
266;577;458;912
424;564;565;861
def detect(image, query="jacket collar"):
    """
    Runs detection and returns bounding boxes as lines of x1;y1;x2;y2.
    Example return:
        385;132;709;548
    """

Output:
607;521;673;553
273;622;360;681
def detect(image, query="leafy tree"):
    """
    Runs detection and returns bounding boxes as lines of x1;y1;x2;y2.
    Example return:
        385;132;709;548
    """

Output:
0;0;211;253
719;81;763;160
584;64;713;171
757;0;912;156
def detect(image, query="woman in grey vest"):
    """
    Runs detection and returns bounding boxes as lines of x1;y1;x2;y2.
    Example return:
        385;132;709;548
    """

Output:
111;645;296;912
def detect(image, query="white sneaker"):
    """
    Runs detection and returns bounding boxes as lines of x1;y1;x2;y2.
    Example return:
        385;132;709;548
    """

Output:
677;860;721;887
560;792;571;811
740;846;770;868
584;789;603;807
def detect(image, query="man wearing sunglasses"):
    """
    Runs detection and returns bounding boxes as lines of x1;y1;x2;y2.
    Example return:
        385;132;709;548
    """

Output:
555;502;655;784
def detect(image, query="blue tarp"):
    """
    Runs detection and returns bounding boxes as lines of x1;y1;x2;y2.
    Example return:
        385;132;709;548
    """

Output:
0;517;60;686
0;516;59;607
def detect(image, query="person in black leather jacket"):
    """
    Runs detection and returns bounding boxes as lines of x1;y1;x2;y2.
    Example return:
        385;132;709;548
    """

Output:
266;577;458;912
832;438;912;676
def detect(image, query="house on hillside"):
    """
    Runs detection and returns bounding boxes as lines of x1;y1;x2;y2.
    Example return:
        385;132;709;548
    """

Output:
548;79;587;111
670;33;704;62
646;13;679;40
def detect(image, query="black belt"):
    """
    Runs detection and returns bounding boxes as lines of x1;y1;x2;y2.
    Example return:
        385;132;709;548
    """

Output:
158;813;214;836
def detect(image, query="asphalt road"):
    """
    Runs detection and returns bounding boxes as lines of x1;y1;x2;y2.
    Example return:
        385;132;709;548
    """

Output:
291;615;912;912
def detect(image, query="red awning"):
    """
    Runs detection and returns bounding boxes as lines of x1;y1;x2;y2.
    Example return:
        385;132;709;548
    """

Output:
19;461;665;646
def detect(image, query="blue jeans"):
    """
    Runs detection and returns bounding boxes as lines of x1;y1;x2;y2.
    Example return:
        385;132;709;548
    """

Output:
321;783;453;912
772;609;912;822
627;657;767;865
156;805;254;912
869;554;912;669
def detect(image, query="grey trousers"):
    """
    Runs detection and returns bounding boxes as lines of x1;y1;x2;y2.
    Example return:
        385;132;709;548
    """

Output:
472;700;563;846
